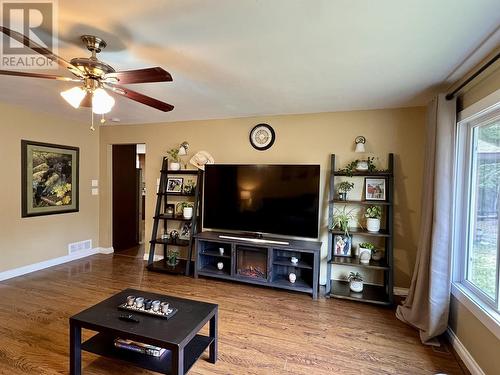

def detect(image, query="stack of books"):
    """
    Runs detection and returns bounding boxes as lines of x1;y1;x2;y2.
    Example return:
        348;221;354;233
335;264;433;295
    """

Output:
114;338;166;357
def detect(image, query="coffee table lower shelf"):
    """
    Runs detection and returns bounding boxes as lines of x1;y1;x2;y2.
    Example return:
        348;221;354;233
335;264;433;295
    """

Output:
81;333;213;375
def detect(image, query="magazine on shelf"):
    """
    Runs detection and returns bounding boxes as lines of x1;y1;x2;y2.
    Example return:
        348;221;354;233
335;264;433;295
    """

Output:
114;338;166;357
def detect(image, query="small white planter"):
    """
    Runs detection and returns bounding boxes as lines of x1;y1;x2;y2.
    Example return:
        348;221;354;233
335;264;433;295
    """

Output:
350;280;363;293
217;262;224;270
366;218;380;232
289;273;297;283
358;247;372;264
183;207;193;219
170;162;181;171
371;249;383;261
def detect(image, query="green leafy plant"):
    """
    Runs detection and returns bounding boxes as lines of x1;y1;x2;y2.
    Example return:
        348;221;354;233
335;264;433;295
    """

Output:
337;181;354;193
365;205;382;219
339;156;378;177
348;271;363;282
167;249;179;266
359;242;375;250
183;180;196;194
176;201;194;214
166;148;180;162
331;206;357;236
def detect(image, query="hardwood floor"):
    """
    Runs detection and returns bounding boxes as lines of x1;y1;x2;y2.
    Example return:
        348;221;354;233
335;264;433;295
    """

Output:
0;254;464;374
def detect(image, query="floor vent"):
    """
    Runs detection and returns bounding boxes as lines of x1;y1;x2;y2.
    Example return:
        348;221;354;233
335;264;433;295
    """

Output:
68;240;93;254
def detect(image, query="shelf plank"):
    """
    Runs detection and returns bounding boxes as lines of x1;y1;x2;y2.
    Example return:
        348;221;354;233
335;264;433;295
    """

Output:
155;214;193;222
272;256;313;269
81;332;213;375
272;276;313;292
329;280;391;305
330;199;391;206
200;250;231;259
199;264;231;276
157;192;195;197
151;238;190;247
334;171;392;177
160;170;199;175
147;259;191;275
328;256;389;270
329;228;391;237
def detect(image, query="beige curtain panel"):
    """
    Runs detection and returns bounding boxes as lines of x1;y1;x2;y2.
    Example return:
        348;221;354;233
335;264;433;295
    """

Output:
396;94;456;345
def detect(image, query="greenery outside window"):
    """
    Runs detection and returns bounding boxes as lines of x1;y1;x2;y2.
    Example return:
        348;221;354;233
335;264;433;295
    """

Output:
454;103;500;319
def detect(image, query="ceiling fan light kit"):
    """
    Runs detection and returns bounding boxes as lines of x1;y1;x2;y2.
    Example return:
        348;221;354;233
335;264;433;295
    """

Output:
0;27;174;130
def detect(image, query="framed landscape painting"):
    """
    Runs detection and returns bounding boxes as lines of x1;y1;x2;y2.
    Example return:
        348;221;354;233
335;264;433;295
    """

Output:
21;140;79;217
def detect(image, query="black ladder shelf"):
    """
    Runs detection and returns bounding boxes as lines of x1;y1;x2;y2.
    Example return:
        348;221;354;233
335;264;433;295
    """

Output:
147;157;203;276
325;153;394;305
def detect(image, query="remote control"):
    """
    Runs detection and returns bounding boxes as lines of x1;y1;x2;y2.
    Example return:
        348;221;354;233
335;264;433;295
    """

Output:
118;314;139;323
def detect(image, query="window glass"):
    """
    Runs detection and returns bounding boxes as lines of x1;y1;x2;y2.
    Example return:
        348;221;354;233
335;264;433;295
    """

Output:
466;120;500;299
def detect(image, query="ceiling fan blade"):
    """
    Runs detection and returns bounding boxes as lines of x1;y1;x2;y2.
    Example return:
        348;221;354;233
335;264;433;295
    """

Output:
104;83;174;112
104;67;173;84
0;26;84;78
0;69;81;82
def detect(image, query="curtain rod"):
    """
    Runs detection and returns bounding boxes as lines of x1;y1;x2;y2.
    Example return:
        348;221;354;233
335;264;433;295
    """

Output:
446;52;500;100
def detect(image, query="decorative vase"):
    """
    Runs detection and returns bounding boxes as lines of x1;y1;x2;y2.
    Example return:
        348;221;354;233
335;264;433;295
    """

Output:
183;207;193;219
358;247;372;264
217;262;224;270
289;273;297;283
350;279;363;293
356;160;368;171
371;249;383;261
170;162;181;171
338;192;347;201
219;247;224;255
366;218;380;232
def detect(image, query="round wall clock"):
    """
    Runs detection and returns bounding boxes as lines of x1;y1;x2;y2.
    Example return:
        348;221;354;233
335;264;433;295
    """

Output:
249;123;275;150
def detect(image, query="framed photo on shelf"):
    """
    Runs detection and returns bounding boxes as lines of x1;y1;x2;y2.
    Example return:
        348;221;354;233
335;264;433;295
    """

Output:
165;204;175;216
365;178;386;201
166;177;183;193
180;222;192;239
334;235;352;257
21;140;79;217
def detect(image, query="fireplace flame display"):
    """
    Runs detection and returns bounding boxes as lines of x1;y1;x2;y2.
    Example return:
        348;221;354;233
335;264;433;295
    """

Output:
237;247;267;279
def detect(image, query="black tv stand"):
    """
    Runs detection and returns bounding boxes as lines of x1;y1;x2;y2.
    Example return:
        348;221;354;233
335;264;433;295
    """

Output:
194;231;321;299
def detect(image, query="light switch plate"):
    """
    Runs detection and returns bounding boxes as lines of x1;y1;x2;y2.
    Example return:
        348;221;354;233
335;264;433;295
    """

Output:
91;188;99;196
91;179;98;187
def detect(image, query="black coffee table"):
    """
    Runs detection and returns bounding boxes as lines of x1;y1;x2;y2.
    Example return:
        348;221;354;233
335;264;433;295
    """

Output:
69;288;218;375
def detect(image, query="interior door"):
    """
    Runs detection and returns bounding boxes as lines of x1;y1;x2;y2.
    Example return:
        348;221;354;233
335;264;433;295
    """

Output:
112;144;139;250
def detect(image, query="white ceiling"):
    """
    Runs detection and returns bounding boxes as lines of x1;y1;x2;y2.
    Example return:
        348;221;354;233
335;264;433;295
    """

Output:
0;0;499;124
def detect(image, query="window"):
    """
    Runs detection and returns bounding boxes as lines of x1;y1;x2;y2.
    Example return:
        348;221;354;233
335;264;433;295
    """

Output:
455;104;500;317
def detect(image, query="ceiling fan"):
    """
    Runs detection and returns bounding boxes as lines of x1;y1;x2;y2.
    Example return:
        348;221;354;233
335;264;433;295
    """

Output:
0;26;174;128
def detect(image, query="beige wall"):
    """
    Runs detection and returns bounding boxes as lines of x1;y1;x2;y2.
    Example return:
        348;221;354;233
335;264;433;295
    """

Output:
100;107;426;287
449;296;499;375
449;66;500;374
0;103;100;273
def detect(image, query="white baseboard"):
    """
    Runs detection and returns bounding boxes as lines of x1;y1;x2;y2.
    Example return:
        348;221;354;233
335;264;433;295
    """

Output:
446;328;485;375
0;247;112;282
96;247;114;255
143;253;163;262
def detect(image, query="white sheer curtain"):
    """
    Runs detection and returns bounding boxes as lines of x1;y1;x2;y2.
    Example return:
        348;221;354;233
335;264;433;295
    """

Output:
396;94;456;345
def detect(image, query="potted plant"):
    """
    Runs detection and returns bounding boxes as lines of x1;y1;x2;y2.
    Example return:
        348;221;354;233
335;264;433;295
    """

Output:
177;202;194;219
348;272;363;292
167;249;179;266
166;148;181;170
183;180;196;195
337;181;354;201
331;207;357;256
365;205;382;232
339;157;378;177
358;242;374;264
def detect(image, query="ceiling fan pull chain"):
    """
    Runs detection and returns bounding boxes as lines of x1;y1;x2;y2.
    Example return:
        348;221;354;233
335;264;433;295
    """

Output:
90;107;95;131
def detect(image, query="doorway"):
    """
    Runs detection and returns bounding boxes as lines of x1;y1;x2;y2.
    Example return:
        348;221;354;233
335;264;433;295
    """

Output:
112;144;146;257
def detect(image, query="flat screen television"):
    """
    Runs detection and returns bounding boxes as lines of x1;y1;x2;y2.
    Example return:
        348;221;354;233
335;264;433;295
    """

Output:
203;164;320;238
